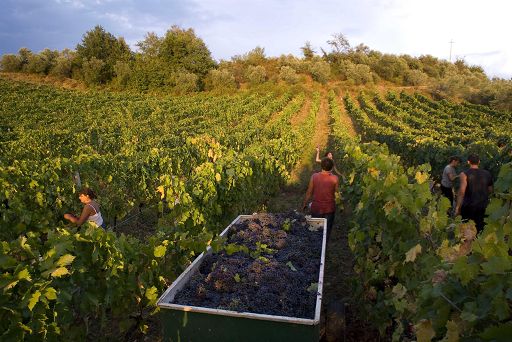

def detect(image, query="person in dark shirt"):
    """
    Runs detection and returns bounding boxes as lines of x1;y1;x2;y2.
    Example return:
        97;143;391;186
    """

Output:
302;157;340;241
455;154;493;232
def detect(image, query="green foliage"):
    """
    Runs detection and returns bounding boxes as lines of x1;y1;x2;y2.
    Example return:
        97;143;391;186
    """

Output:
344;90;511;177
341;61;374;85
237;46;266;66
0;54;22;72
309;60;330;84
300;41;315;60
17;48;32;69
403;69;429;86
113;60;132;88
172;71;199;94
279;66;299;84
76;25;132;84
246;65;267;85
490;80;512;112
159;26;216;79
49;49;76;78
0;78;318;339
81;57;106;86
204;69;237;92
372;54;408;83
331;86;512;340
25;49;58;74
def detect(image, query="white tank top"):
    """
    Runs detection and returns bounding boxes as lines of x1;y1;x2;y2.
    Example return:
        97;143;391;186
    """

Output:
87;203;104;227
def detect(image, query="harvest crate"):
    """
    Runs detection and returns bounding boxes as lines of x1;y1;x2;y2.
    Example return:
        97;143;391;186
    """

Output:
157;214;327;342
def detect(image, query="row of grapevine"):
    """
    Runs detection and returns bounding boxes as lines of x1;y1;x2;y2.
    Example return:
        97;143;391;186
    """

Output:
0;79;320;339
329;90;512;340
345;90;512;178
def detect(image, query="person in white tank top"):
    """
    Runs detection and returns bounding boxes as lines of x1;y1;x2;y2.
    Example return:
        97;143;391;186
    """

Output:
64;187;105;228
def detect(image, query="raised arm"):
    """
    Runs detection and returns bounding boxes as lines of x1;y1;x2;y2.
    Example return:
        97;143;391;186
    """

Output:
333;165;342;178
315;146;321;163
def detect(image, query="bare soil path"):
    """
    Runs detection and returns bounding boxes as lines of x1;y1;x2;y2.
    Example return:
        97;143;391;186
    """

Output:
266;89;379;341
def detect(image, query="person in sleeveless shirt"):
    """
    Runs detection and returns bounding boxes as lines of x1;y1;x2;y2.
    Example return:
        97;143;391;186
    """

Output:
64;187;106;228
302;157;340;241
455;154;493;232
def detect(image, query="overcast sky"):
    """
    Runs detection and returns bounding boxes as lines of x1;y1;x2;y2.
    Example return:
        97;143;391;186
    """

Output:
1;0;510;79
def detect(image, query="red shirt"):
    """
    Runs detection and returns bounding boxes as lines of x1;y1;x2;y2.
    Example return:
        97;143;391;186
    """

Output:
310;172;338;214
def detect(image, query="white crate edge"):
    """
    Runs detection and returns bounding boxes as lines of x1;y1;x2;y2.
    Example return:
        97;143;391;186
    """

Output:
157;214;327;326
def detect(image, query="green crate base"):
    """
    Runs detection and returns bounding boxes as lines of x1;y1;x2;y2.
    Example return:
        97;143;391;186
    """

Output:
161;309;319;342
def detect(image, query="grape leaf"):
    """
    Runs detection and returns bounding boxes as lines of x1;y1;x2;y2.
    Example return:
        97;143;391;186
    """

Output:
56;254;75;267
51;267;70;278
404;244;422;263
28;290;41;311
154;245;167;258
44;287;57;301
415;319;435;342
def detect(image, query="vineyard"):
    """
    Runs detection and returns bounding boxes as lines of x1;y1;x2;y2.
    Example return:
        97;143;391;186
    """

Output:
1;76;512;341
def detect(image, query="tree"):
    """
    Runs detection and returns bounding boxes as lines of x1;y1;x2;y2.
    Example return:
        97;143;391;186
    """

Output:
246;65;266;85
309;60;331;84
136;32;162;58
279;66;299;84
113;61;132;88
49;49;76;78
418;55;442;78
204;69;237;91
0;54;22;72
373;54;408;83
327;33;351;54
159;26;216;78
354;43;370;55
76;25;132;83
491;81;512;112
172;71;199;94
243;46;266;65
403;69;429;86
301;41;315;60
25;49;59;74
82;57;106;86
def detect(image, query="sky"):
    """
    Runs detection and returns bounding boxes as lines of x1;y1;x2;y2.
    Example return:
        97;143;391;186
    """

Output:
0;0;510;79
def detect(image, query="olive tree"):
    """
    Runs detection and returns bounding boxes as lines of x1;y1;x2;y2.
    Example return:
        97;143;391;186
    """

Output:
309;60;331;84
0;54;22;72
246;65;266;85
279;66;299;84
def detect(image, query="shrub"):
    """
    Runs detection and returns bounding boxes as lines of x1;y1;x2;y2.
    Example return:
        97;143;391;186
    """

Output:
204;69;237;91
113;61;132;88
0;54;22;72
173;71;199;94
309;60;330;84
279;66;299;84
82;57;106;86
25;54;52;74
403;69;429;86
246;65;266;85
50;52;75;79
347;63;374;85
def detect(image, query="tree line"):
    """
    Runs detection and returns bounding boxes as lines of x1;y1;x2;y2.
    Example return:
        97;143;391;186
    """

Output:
1;25;511;111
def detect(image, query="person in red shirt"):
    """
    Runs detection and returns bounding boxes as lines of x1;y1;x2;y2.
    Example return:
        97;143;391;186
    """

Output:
302;157;340;240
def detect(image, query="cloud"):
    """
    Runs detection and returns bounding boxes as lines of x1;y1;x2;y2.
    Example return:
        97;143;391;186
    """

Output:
54;0;85;8
0;0;510;78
